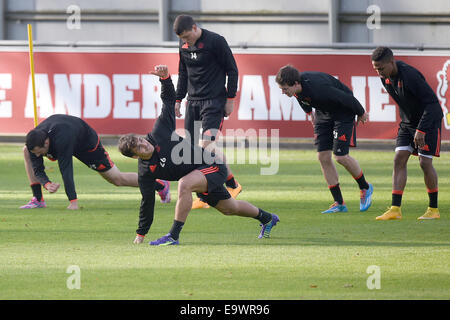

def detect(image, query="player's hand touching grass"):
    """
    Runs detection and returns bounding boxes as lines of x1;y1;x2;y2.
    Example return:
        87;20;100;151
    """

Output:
133;234;145;244
44;182;60;193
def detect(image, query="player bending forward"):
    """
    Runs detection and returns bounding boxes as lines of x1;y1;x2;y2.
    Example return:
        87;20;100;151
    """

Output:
21;114;170;210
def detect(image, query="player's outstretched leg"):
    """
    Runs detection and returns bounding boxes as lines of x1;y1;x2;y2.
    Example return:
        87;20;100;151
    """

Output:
99;165;138;187
258;213;280;239
214;198;279;239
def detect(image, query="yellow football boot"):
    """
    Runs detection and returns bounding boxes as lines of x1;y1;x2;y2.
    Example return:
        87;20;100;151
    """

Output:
376;206;402;220
417;207;440;220
227;182;242;199
191;197;209;209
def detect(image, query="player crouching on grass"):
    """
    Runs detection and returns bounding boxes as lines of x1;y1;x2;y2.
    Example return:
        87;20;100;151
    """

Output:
118;65;279;245
21;114;170;210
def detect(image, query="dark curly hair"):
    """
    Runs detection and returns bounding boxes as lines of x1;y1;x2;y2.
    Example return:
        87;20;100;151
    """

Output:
26;128;48;151
371;46;394;62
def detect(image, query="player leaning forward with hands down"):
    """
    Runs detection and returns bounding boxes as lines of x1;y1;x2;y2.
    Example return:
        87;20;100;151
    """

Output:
21;115;170;210
276;65;373;214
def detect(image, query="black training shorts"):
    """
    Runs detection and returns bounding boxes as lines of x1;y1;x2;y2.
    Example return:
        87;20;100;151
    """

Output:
75;139;114;172
196;163;231;207
314;112;356;156
395;121;442;157
185;97;226;146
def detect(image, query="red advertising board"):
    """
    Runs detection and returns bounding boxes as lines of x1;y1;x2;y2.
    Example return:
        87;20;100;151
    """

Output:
0;49;449;139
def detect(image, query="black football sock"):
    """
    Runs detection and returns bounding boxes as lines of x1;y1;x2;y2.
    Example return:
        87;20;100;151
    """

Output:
225;174;237;188
31;183;43;201
427;188;438;208
155;180;165;192
354;171;370;190
169;220;185;240
329;184;344;205
254;208;272;225
392;190;403;207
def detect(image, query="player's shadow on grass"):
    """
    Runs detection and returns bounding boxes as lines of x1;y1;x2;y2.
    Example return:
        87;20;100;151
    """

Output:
276;237;450;247
178;238;450;247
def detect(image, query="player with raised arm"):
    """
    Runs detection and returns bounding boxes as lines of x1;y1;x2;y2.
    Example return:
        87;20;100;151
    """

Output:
119;65;279;245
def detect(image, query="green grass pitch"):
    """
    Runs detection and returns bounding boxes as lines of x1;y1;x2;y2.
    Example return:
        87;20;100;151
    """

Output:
0;143;449;300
